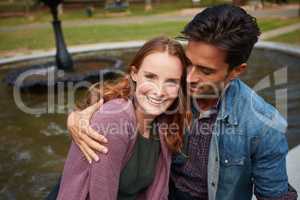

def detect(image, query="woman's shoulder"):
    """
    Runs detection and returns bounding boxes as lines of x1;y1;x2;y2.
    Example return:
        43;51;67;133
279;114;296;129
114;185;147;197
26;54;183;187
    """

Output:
100;98;132;112
91;98;136;128
90;98;137;142
98;98;134;118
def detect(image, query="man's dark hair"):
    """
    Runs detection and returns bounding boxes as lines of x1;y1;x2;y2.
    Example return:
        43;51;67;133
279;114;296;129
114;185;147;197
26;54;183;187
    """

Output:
182;4;261;69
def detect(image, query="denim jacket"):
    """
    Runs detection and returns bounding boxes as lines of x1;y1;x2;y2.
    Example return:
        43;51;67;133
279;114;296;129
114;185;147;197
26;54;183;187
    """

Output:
205;79;290;200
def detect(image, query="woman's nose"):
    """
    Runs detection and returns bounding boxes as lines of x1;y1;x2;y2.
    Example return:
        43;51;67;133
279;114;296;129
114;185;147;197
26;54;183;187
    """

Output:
153;82;166;97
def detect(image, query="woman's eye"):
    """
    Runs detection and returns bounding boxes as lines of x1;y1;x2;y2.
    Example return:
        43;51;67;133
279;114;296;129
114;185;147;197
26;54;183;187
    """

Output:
166;80;179;87
144;74;155;79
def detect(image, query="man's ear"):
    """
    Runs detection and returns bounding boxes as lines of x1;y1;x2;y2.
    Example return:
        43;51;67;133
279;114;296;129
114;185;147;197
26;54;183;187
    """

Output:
130;66;138;82
228;63;247;81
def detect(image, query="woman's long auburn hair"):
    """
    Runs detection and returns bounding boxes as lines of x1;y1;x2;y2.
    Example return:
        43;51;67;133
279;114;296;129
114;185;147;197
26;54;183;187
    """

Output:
78;36;192;153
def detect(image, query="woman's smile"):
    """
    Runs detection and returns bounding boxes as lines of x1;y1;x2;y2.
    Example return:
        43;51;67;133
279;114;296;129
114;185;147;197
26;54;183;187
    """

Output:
145;95;167;106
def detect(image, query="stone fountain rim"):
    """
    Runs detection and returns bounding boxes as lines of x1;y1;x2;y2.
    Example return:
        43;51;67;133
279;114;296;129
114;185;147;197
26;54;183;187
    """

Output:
255;41;300;57
0;40;299;67
0;41;146;67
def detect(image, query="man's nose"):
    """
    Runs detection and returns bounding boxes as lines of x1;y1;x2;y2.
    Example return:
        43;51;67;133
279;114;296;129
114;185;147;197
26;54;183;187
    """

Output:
187;66;199;83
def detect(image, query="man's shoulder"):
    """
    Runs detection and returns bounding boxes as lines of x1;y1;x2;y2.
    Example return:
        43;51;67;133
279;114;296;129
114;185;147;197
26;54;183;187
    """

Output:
231;80;287;134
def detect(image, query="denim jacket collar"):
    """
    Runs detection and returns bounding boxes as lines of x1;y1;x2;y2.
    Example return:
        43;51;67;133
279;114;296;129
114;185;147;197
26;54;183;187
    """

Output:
216;79;239;125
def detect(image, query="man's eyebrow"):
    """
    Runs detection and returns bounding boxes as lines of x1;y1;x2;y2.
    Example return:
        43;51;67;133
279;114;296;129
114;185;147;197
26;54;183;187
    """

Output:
194;64;216;71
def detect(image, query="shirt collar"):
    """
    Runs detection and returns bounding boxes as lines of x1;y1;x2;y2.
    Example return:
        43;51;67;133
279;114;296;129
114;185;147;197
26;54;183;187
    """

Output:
198;108;218;119
191;82;232;119
217;79;239;125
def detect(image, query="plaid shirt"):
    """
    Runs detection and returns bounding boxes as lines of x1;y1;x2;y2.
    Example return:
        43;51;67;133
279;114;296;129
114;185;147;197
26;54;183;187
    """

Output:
171;107;218;199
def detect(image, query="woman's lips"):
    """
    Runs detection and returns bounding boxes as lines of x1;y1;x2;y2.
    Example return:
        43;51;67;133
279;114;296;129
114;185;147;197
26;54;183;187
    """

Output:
146;95;166;106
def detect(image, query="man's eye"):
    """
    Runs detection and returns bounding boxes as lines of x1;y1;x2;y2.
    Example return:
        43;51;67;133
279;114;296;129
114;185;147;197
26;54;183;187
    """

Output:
200;68;214;75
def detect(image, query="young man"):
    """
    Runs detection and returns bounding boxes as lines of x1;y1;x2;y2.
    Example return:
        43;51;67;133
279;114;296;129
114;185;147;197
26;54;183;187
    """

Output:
65;4;297;200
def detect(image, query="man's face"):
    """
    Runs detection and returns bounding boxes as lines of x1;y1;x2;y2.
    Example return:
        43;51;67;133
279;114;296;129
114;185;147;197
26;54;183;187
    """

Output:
186;41;232;99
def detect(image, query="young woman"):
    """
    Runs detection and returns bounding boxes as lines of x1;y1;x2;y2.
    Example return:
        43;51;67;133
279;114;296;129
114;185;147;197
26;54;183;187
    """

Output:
57;36;191;200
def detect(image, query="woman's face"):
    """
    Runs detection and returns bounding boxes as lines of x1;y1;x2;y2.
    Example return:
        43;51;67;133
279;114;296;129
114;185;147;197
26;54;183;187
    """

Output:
131;51;183;116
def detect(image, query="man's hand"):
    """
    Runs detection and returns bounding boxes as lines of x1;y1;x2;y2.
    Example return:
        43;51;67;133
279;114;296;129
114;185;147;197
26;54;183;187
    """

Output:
67;99;108;164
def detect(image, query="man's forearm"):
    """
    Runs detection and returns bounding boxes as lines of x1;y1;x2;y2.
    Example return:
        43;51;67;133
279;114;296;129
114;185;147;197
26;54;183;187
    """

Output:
257;184;298;200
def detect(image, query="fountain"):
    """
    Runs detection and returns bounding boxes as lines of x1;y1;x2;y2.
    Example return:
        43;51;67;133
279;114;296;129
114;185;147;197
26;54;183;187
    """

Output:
3;0;124;90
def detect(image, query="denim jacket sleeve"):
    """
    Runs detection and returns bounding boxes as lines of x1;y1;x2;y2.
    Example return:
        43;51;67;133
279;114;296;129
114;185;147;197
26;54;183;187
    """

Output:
252;125;289;199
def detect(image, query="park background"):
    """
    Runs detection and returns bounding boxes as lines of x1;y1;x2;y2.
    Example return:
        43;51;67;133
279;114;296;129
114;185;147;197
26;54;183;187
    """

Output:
0;0;299;199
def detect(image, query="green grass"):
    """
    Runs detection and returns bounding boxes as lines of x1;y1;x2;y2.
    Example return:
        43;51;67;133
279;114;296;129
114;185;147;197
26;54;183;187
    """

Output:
258;17;300;32
0;0;226;27
269;29;300;45
0;21;187;52
0;17;300;54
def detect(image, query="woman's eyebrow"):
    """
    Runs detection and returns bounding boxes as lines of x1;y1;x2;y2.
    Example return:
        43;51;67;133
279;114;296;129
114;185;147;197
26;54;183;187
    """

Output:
143;71;180;82
144;71;157;76
166;78;181;82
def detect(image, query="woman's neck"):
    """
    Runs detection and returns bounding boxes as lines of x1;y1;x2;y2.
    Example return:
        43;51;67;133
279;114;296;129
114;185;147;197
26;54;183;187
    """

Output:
134;104;155;139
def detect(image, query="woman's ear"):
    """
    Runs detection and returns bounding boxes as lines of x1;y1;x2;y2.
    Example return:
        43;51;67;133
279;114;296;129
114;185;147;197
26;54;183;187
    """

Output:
130;66;138;82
